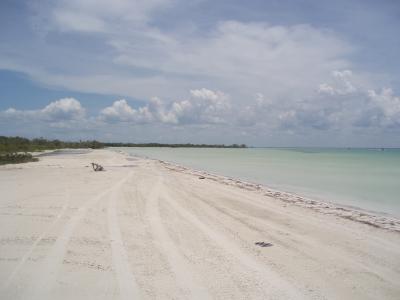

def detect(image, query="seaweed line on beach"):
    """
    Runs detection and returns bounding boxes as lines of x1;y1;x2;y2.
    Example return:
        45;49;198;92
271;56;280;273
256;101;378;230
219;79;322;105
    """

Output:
151;159;400;233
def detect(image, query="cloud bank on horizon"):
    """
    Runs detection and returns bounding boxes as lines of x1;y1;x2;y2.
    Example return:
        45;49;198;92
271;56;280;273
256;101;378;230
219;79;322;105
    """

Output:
0;0;399;146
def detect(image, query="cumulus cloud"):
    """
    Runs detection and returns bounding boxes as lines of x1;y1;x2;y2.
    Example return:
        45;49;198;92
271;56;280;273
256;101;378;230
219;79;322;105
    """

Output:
3;72;398;139
41;98;85;121
175;89;231;124
354;88;400;128
99;88;231;125
99;99;150;123
190;89;221;100
1;98;85;122
231;69;400;133
307;71;400;131
318;70;356;95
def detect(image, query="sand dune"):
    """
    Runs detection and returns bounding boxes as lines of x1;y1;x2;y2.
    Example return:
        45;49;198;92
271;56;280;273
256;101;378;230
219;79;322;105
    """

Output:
0;149;399;299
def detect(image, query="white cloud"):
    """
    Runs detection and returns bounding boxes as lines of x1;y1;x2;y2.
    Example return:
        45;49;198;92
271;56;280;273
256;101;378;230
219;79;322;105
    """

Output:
50;0;172;33
368;88;400;119
98;21;353;103
353;88;400;128
313;72;400;130
41;98;85;121
1;98;85;122
2;3;356;105
2;72;398;139
100;99;145;122
1;1;399;145
171;89;231;124
99;88;231;125
190;88;221;101
318;69;356;95
318;83;336;95
232;70;400;132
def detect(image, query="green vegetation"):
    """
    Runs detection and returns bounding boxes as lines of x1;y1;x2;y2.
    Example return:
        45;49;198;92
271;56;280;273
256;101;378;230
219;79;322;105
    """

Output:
0;153;38;165
0;136;247;165
0;136;104;165
105;142;247;148
0;136;104;153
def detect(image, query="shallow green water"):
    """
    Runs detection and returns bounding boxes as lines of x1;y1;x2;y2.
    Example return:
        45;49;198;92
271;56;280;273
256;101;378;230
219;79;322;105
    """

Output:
116;147;400;217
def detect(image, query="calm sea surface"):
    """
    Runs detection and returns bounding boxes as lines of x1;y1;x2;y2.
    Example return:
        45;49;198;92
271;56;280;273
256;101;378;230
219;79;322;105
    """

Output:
115;147;400;217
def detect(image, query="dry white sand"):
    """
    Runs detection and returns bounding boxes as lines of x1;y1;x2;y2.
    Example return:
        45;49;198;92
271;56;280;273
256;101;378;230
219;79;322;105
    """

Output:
0;149;399;299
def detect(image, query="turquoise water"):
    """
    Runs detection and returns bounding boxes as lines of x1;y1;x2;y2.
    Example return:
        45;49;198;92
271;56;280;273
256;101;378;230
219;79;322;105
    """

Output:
116;147;400;217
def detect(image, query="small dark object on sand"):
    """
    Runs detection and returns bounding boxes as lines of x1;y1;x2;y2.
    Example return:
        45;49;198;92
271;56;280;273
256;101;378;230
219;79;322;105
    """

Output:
199;176;206;179
255;242;273;247
91;162;104;172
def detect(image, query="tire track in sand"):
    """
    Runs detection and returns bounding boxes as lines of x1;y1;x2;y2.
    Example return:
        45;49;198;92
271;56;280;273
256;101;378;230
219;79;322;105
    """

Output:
160;178;304;300
1;169;71;290
143;172;211;300
107;174;141;300
23;173;131;299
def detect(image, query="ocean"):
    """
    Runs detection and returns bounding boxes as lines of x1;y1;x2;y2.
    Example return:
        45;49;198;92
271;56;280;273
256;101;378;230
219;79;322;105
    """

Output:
115;147;400;217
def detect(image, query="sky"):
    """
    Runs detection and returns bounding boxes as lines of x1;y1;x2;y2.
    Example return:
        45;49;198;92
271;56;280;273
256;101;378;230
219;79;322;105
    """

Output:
0;0;400;147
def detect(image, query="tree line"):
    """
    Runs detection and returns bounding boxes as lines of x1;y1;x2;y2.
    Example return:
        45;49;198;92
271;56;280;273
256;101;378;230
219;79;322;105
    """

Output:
0;136;103;164
105;142;247;148
0;136;247;165
0;136;103;154
0;136;247;153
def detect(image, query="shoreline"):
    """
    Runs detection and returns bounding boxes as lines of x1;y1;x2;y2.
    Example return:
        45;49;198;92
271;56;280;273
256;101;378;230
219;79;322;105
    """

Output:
118;150;400;233
1;149;400;299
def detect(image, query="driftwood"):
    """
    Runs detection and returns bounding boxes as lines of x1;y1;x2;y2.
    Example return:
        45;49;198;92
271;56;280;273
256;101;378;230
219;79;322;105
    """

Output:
91;162;104;172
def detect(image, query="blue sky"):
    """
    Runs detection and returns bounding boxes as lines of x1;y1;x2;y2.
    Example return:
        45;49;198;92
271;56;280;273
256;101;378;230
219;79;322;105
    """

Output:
0;0;399;146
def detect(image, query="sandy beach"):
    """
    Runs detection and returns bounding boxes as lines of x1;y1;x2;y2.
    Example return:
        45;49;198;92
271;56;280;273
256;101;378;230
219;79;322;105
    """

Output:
0;149;399;300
